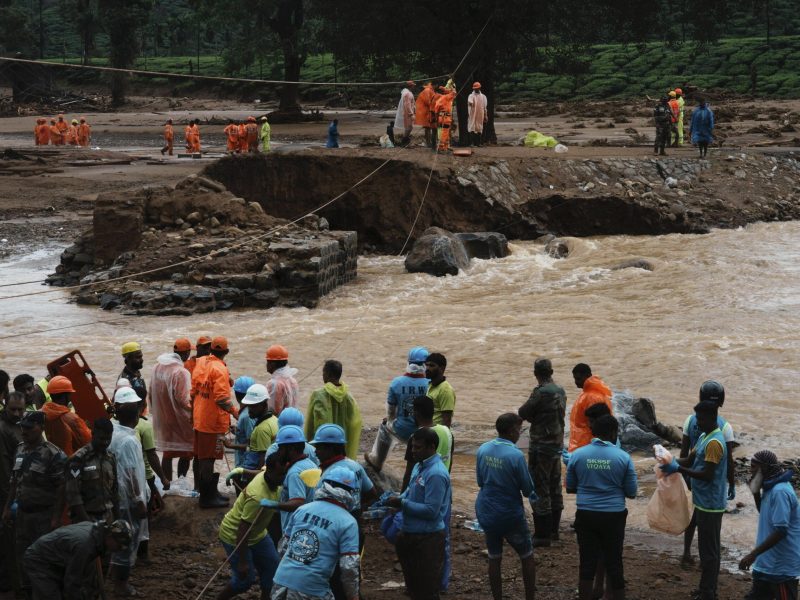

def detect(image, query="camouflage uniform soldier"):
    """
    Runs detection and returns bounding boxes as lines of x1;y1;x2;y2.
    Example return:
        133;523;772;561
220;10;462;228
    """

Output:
65;418;119;524
517;358;568;547
1;411;67;596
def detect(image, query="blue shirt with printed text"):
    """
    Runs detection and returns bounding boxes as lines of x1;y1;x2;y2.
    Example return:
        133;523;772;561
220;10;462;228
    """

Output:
753;476;800;579
273;499;360;597
387;374;430;441
400;453;450;533
475;437;536;532
566;439;637;512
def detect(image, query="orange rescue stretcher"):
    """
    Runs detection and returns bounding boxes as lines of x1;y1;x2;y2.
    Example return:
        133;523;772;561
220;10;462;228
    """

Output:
47;350;112;425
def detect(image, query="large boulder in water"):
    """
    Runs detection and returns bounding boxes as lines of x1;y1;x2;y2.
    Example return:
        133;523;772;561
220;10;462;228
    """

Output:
455;232;509;260
404;227;470;276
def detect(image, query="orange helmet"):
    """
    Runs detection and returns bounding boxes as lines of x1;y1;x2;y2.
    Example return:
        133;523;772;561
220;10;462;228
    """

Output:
47;375;76;394
674;88;683;95
247;116;256;122
265;344;289;361
472;82;481;90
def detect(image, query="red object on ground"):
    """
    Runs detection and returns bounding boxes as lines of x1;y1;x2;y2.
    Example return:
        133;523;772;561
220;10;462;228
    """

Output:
47;350;112;425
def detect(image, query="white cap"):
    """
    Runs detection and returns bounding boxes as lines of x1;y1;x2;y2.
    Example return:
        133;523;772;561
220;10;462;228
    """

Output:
241;383;270;405
114;386;140;405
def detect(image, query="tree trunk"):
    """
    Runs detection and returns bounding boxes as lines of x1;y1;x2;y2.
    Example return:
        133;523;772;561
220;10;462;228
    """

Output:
269;0;304;115
279;39;301;112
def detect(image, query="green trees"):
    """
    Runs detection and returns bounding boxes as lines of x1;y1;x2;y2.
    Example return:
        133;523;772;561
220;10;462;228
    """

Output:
98;0;152;105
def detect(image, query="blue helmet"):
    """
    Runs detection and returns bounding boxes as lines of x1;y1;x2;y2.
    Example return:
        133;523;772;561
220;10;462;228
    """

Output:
275;425;306;445
311;424;346;445
407;346;429;364
278;407;304;428
322;465;356;490
233;376;256;394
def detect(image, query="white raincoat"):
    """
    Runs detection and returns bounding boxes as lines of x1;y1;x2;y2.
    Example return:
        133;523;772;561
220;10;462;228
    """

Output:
149;352;193;453
468;90;488;133
395;88;416;133
267;365;300;416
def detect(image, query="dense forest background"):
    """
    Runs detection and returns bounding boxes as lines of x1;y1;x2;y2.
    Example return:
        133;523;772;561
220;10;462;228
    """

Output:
1;0;799;108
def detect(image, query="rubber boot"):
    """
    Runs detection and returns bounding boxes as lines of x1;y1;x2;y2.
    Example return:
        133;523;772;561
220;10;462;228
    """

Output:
551;509;562;541
212;473;229;503
199;474;228;509
532;514;552;547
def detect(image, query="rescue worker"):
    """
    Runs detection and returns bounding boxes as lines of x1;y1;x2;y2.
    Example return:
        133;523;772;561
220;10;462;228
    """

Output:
216;452;284;600
12;374;44;410
680;380;735;567
467;82;488;147
33;118;43;145
415;82;436;148
365;346;430;472
518;357;567;547
161;118;173;156
568;363;612;452
271;425;321;530
49;118;63;145
108;386;148;597
67;119;79;145
185;334;212;376
265;344;299;416
429;87;442;150
240;384;279;473
310;430;377;597
0;392;24;595
55;114;69;144
223;120;239;153
386;427;451;600
675;87;686;145
65;417;119;524
270;466;361;600
245;116;259;152
77;117;91;147
120;341;147;402
661;401;728;600
435;85;457;153
690;97;715;159
192;119;202;153
326;119;340;148
35;118;50;146
426;352;455;427
184;121;193;152
191;336;238;508
305;360;362;460
567;415;637;600
238;120;248;153
653;96;672;156
260;115;271;152
42;375;91;456
475;413;537;600
668;90;680;147
152;340;193;483
224;375;257;472
395;80;416;145
25;519;133;600
739;450;800;600
2;411;68;597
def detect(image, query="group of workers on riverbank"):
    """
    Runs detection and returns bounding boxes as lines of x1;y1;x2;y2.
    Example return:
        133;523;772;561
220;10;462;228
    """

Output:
0;342;797;600
391;79;488;152
654;87;715;158
159;116;271;157
32;114;91;147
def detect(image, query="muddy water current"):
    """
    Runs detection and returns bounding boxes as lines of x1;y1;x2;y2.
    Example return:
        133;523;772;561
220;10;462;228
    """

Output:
1;221;799;558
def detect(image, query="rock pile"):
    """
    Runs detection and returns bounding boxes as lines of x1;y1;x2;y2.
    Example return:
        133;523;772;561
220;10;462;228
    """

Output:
48;175;357;315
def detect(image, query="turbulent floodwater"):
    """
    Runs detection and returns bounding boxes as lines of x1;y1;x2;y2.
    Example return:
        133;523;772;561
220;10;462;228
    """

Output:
1;221;799;554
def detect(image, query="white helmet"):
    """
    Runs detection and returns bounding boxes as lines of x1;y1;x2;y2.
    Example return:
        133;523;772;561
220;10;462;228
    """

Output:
242;383;270;405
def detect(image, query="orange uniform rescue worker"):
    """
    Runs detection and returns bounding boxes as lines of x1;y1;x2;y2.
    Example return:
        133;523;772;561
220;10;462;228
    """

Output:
54;115;69;145
668;91;680;148
244;116;259;152
161;119;173;156
191;336;238;508
415;82;436;149
49;119;63;146
435;83;457;153
567;363;613;452
77;118;91;147
224;121;240;153
66;120;79;145
237;121;248;153
42;376;92;456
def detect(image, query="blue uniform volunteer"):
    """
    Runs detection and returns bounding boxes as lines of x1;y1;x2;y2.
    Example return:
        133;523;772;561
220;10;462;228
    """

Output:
272;466;361;600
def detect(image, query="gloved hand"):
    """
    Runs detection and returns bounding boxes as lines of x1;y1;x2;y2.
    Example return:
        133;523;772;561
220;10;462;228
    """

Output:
259;498;280;509
728;485;736;501
561;448;571;466
225;467;244;485
660;459;680;475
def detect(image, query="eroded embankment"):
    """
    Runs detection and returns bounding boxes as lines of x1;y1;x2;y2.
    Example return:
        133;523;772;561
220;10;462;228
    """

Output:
203;150;800;251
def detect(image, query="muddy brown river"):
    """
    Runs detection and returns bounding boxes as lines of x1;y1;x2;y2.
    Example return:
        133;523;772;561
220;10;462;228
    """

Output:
1;221;798;557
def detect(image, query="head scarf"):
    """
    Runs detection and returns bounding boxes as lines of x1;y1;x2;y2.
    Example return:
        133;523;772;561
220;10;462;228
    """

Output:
314;480;357;512
752;450;784;480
